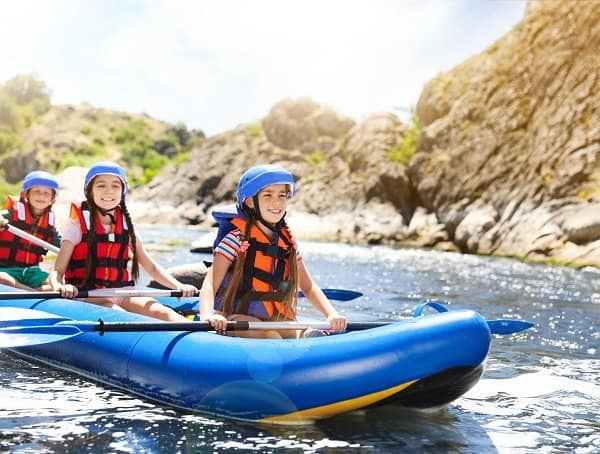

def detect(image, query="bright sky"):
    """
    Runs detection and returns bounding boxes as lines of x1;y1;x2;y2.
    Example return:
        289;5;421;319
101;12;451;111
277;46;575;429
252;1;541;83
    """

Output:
0;0;526;136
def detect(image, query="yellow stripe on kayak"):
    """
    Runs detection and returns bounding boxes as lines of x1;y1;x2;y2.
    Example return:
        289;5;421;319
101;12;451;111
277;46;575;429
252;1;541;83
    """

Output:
260;379;418;424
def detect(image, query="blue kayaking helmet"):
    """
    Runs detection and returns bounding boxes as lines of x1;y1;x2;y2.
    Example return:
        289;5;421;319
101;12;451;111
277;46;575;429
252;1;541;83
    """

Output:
84;161;129;197
21;171;59;195
236;164;295;211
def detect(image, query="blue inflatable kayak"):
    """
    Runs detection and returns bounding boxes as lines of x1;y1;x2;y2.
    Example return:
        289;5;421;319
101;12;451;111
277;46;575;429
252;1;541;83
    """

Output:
0;287;492;423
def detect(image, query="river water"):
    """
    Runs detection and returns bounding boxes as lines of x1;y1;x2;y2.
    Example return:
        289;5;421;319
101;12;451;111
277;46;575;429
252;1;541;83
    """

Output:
1;226;598;453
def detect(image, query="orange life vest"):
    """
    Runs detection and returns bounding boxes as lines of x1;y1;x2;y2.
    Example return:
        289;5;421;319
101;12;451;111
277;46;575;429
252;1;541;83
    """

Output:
215;216;296;321
0;196;56;267
65;202;133;289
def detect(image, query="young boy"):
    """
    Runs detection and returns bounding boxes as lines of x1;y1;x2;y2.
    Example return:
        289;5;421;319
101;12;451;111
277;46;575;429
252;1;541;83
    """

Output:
0;171;61;290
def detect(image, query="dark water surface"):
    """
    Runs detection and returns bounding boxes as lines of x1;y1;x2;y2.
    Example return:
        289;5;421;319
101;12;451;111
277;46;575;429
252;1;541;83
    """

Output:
1;226;598;453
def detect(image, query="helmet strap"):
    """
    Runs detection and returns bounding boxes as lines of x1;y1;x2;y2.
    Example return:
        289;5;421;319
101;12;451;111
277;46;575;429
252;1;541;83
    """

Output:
21;191;53;215
246;195;287;240
97;206;117;221
251;195;277;232
87;192;118;223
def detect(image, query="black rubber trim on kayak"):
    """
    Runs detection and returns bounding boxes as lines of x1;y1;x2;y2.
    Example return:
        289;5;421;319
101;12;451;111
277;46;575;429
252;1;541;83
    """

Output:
370;364;485;409
97;318;105;336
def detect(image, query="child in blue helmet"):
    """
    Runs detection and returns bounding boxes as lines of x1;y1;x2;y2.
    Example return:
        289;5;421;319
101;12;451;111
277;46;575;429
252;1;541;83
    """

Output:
0;171;61;290
199;164;347;338
50;161;196;321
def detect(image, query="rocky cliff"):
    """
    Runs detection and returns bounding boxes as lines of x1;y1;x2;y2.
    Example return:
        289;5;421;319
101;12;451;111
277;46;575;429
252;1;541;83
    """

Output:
411;0;600;265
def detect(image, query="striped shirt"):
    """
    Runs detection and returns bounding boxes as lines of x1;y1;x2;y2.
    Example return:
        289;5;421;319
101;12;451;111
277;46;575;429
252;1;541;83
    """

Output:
215;229;302;263
215;231;243;262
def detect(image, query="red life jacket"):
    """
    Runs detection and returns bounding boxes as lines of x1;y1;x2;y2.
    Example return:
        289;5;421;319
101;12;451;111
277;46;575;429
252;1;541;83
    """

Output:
65;202;133;289
0;196;56;267
215;216;296;321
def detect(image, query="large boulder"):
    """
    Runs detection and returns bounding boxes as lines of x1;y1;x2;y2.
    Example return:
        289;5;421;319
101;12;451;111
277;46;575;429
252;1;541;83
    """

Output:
1;149;39;183
147;262;208;289
263;97;354;151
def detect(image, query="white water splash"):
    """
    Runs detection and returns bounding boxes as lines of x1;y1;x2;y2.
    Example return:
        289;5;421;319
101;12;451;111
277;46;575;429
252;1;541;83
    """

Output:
465;369;600;401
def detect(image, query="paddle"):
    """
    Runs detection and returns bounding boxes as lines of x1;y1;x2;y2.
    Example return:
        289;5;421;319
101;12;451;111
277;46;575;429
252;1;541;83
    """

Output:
0;288;363;301
412;300;535;335
0;307;534;348
5;224;60;254
300;289;362;301
0;319;386;348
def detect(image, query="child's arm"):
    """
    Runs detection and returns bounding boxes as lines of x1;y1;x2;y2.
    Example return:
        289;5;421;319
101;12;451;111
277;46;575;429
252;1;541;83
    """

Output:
0;209;9;229
51;226;62;248
50;240;78;297
199;254;230;331
135;236;197;296
298;260;347;333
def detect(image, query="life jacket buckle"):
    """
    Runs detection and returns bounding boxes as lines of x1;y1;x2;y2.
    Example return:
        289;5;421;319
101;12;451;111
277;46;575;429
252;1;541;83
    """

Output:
265;244;279;257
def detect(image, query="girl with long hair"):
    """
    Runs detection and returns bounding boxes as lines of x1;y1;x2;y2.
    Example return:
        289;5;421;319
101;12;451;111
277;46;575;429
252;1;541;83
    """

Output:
199;164;347;338
50;161;195;321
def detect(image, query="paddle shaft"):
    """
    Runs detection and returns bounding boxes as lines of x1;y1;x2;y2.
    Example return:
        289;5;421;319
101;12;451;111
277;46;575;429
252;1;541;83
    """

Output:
0;288;361;301
0;289;195;300
69;319;534;334
6;224;60;254
0;305;533;351
7;318;534;336
74;320;377;333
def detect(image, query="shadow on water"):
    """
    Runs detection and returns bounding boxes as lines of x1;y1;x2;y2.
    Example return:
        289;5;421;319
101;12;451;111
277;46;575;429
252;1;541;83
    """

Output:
181;404;497;453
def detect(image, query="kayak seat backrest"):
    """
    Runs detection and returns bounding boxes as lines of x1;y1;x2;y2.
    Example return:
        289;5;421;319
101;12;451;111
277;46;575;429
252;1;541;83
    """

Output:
211;204;239;250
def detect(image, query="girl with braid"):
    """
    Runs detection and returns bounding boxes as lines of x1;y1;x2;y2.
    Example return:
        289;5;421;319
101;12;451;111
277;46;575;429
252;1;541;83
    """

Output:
199;164;347;338
50;161;195;321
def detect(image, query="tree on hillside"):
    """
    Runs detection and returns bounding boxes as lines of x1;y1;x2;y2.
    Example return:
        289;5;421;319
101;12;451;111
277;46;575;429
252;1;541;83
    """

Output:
2;74;51;107
0;93;18;131
0;74;52;153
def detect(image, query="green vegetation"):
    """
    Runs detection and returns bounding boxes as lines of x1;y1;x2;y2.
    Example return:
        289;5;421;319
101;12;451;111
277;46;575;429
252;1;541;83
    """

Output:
54;140;107;172
577;170;600;199
171;151;190;166
246;123;264;138
0;180;20;203
116;120;166;185
160;239;190;246
0;74;50;155
56;154;103;171
388;114;421;165
307;151;325;165
115;120;194;186
0;73;199;192
473;188;485;198
0;131;22;153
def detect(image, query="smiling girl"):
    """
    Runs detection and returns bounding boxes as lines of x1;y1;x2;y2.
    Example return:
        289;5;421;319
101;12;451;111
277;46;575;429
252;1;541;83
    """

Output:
199;164;347;338
50;161;195;321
